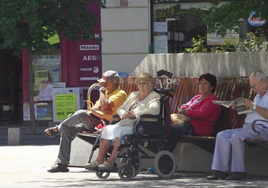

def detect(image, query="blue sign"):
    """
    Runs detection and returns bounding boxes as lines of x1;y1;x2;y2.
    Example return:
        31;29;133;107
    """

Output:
248;11;266;27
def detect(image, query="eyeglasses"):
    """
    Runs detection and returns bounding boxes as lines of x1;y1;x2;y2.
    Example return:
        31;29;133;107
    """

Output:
250;79;262;90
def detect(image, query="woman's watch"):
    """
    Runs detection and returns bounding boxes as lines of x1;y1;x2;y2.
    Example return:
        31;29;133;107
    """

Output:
252;103;257;110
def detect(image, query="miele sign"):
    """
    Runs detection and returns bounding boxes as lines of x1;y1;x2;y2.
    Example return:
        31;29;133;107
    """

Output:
79;45;99;51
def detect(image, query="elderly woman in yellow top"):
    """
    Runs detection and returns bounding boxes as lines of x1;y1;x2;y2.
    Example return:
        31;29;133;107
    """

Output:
86;72;160;171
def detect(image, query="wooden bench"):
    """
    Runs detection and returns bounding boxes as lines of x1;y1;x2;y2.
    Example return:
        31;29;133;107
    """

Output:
70;75;268;177
78;75;268;155
116;76;268;153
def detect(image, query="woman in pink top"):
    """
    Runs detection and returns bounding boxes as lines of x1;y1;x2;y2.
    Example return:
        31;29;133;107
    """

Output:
166;73;221;152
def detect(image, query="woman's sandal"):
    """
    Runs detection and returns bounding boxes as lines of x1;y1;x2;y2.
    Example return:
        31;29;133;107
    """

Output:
44;127;59;137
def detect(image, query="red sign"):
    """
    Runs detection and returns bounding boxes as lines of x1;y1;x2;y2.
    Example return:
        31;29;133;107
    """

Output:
76;2;102;87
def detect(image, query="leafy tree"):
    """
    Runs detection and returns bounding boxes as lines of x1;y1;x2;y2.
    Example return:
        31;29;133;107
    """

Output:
240;32;266;52
211;40;237;53
0;0;106;134
204;0;268;36
185;36;208;53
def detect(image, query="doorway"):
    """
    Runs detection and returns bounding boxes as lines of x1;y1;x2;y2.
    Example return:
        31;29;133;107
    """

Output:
0;49;22;124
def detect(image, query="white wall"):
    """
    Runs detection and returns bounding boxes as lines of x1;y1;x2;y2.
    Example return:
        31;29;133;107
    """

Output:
131;52;268;77
101;0;150;74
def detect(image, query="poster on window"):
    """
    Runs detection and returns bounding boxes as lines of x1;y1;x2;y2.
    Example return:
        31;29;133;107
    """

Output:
154;22;167;33
154;35;168;53
34;70;49;91
39;82;53;101
23;102;37;121
54;94;76;120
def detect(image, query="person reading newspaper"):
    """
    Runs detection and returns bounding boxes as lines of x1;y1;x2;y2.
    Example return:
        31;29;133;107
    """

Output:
207;70;268;180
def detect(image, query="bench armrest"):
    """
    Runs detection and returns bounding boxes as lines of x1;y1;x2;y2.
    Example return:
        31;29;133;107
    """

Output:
139;114;162;120
251;119;268;134
135;114;162;126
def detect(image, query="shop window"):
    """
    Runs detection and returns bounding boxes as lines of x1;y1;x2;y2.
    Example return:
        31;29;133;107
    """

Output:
24;51;61;122
152;2;210;53
32;52;61;101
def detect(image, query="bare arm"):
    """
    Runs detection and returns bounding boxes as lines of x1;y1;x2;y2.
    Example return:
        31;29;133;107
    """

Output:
99;91;114;115
244;98;268;119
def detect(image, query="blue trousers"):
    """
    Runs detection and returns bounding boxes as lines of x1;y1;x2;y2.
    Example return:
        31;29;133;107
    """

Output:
166;121;198;152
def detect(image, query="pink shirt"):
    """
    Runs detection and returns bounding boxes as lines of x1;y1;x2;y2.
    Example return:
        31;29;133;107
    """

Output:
180;94;221;136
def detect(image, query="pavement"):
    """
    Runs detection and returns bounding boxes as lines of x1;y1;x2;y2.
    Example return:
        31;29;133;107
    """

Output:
1;125;268;188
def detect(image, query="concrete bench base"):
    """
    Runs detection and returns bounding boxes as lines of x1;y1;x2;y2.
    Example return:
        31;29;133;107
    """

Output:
69;137;98;167
69;137;268;176
8;128;21;145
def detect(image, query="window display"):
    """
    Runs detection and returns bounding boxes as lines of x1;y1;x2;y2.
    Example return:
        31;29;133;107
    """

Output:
32;54;61;101
152;2;210;53
29;52;61;121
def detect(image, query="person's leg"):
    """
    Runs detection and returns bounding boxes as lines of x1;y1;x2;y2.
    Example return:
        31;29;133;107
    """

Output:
49;110;102;172
226;124;268;180
48;123;86;172
211;129;236;172
58;110;100;132
106;138;120;164
56;125;86;165
230;124;266;172
220;124;258;180
97;125;133;170
166;124;189;152
85;138;111;170
96;138;111;164
46;110;91;135
207;129;237;179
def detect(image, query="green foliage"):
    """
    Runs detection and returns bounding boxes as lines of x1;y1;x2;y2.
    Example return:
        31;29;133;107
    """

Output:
211;41;237;53
185;35;208;53
0;0;106;56
203;0;268;37
240;32;266;52
178;7;208;19
185;32;266;53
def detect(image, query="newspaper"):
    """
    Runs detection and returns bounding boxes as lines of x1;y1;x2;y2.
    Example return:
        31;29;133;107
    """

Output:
213;97;252;115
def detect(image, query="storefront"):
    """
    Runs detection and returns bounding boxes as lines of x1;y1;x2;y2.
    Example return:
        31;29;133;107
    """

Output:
22;3;102;123
151;0;212;53
151;0;268;53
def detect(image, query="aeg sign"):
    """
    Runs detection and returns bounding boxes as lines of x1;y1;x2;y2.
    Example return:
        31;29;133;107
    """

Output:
82;55;101;61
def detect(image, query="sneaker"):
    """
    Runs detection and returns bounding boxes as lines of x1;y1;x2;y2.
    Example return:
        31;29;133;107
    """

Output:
85;160;100;170
98;161;115;171
47;163;69;173
206;171;228;180
226;172;246;180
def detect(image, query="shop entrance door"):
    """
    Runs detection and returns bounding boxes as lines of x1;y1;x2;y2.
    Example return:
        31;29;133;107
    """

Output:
166;19;183;53
0;49;22;124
